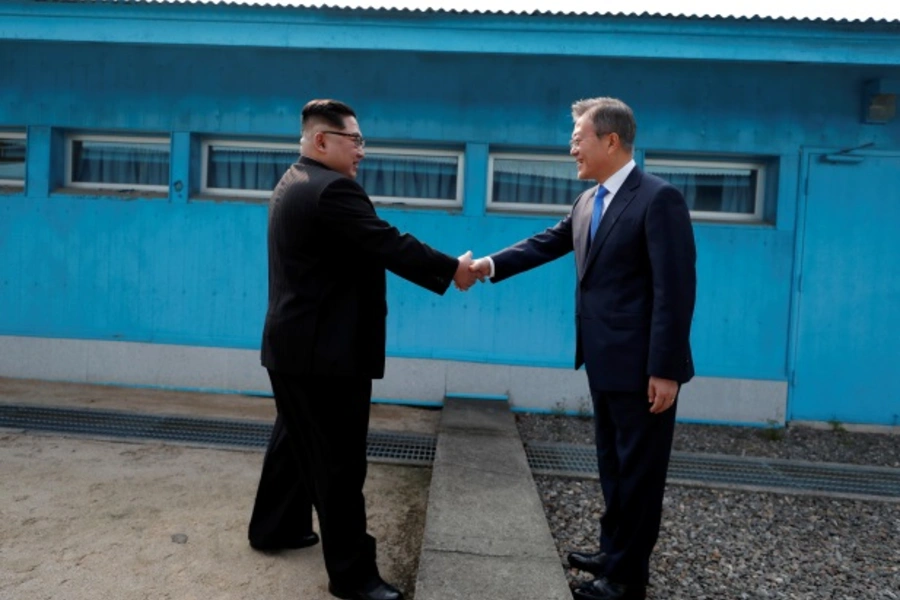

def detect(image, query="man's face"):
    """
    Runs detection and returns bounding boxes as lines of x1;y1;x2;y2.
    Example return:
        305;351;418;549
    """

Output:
569;114;613;182
315;116;365;179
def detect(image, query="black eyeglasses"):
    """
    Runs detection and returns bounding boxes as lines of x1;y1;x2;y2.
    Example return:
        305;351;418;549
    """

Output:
321;130;365;149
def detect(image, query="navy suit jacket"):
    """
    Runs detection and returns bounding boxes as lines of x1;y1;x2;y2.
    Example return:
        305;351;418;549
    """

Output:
491;166;696;392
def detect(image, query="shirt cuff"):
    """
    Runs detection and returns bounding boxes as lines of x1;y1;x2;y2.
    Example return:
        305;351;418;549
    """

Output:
487;256;496;279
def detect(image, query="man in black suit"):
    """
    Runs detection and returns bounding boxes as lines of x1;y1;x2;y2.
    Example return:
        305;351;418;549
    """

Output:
248;99;478;600
471;97;696;600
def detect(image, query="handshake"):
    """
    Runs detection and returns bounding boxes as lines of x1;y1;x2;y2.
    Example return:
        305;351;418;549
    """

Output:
453;251;492;292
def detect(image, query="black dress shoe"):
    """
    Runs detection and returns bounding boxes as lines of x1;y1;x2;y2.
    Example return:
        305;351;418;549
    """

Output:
328;576;404;600
572;576;646;600
566;550;608;575
249;532;319;553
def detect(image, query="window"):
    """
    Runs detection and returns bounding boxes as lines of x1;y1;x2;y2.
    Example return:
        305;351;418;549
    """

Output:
201;140;297;199
644;158;765;222
200;142;462;207
487;153;584;213
0;132;26;188
66;134;170;192
357;148;463;207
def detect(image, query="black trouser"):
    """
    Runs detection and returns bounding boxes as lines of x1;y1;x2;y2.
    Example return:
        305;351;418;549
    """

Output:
248;411;315;545
591;388;677;586
252;370;378;586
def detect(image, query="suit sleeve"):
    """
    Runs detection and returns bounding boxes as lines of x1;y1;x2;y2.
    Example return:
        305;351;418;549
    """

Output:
645;185;697;379
318;178;459;295
490;213;575;284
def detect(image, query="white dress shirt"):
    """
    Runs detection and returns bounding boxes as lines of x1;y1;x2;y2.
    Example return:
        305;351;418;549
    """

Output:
485;159;637;278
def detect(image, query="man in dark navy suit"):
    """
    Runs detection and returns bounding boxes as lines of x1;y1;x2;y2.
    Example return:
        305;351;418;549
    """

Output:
471;97;696;600
248;99;478;600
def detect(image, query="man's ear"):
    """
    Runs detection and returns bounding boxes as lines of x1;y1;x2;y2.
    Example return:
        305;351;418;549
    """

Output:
607;132;620;151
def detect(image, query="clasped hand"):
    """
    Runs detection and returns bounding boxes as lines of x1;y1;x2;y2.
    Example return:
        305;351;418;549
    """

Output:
453;252;492;291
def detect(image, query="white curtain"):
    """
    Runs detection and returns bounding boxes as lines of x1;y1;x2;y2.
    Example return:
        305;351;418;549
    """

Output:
358;155;458;200
73;141;169;186
207;147;296;191
492;159;584;205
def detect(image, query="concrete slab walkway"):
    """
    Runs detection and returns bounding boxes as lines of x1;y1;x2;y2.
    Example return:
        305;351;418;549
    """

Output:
415;397;571;600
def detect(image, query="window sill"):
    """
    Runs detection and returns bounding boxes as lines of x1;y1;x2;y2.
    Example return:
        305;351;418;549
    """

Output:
53;187;169;201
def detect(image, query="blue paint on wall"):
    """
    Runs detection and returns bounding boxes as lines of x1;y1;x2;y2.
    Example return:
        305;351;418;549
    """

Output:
2;39;899;409
788;151;900;425
3;1;899;66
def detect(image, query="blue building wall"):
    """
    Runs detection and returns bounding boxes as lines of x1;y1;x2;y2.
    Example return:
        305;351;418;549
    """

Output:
2;36;899;421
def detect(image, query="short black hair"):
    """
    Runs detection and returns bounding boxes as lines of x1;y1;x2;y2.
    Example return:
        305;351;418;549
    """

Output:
301;99;357;130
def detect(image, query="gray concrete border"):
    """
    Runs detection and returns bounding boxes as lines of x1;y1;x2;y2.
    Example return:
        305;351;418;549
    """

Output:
0;335;788;423
414;398;571;600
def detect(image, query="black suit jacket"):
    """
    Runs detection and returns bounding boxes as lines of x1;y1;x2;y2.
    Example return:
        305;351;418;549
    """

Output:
261;156;459;379
491;166;696;392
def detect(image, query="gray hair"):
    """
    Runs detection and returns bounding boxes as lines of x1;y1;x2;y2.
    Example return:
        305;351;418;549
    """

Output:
571;97;636;150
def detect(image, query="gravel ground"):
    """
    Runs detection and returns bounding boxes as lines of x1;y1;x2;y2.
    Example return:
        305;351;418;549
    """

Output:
516;414;900;468
537;477;900;599
518;414;900;599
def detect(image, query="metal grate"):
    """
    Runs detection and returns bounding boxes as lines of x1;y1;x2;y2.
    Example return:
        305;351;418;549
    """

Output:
4;404;898;499
526;441;900;500
0;404;434;465
527;442;600;476
365;431;435;466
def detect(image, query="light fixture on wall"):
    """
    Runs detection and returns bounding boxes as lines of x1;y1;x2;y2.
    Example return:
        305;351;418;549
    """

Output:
862;78;898;124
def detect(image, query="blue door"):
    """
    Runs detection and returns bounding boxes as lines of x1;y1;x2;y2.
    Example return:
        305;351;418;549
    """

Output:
790;151;900;425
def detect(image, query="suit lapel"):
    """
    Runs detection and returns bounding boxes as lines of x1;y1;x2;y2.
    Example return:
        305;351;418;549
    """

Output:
573;187;595;281
582;168;642;279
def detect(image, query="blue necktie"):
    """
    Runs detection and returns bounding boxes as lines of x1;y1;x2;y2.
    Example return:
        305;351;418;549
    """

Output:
589;185;609;244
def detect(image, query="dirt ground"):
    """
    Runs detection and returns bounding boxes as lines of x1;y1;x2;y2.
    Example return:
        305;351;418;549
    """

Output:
0;377;441;436
0;378;436;600
0;432;430;600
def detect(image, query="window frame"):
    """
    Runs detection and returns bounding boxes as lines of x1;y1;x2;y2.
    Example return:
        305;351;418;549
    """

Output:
643;156;766;223
0;131;27;188
361;146;464;209
200;139;298;200
199;141;464;208
65;133;171;192
487;151;583;215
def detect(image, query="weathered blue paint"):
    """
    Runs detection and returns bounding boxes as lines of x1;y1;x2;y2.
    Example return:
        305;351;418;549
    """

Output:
372;398;444;409
170;132;192;204
2;5;899;423
0;195;268;346
5;43;898;157
462;143;489;218
788;150;900;425
445;393;510;402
